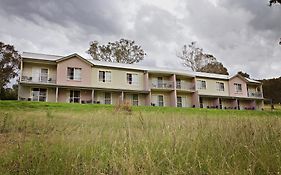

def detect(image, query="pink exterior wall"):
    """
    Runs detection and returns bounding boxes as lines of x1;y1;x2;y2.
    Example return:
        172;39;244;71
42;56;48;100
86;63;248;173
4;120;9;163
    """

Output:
56;57;92;87
229;76;247;97
144;72;149;91
192;92;199;107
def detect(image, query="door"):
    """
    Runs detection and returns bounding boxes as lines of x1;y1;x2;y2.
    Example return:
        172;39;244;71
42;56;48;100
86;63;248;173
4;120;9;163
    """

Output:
219;98;222;109
157;77;163;88
40;68;48;83
70;90;80;103
177;96;182;107
105;92;111;104
158;95;164;107
199;97;203;108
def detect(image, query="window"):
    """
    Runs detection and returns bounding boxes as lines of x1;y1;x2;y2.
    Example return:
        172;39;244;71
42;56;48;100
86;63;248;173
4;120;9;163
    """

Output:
234;83;242;92
177;96;182;107
70;90;80;103
99;71;111;82
32;88;47;102
127;73;139;85
158;95;164;107
67;67;81;81
197;80;206;89
132;94;138;106
216;82;225;91
105;92;111;104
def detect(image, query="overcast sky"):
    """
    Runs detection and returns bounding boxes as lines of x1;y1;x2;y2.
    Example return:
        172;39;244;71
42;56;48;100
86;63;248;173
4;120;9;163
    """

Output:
0;0;280;79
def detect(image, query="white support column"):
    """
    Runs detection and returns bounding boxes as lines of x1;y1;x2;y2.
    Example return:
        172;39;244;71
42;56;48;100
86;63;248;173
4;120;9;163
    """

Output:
91;89;95;104
55;87;58;103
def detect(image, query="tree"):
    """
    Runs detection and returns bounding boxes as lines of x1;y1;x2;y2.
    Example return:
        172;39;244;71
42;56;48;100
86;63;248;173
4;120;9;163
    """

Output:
269;0;281;6
87;39;146;64
177;42;228;74
198;62;229;75
237;71;250;78
0;42;21;99
177;42;204;71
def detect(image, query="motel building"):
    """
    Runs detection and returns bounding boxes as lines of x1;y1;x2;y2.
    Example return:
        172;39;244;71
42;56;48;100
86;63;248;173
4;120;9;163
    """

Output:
18;52;264;110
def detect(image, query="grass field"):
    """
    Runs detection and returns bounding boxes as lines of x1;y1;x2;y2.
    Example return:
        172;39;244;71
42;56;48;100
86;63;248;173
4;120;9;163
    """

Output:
0;101;281;174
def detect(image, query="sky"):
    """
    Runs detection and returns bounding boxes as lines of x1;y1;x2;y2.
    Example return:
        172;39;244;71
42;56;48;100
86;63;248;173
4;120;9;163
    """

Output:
0;0;280;79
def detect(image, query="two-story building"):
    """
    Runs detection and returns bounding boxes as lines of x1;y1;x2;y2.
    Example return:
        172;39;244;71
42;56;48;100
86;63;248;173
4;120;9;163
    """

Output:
18;52;264;110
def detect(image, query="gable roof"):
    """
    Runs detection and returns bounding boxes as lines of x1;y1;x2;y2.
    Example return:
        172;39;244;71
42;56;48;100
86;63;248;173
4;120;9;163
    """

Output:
56;53;93;66
230;74;261;84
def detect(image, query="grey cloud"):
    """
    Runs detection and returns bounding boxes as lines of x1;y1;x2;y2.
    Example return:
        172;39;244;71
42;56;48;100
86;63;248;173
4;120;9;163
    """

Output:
1;0;125;35
0;0;280;79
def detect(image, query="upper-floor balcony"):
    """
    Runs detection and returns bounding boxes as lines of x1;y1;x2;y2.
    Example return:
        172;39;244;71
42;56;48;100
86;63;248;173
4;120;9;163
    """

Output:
21;73;56;84
151;80;174;89
176;82;196;91
247;92;263;98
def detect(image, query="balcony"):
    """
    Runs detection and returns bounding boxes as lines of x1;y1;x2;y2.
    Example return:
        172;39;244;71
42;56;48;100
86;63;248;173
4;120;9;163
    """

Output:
151;81;174;89
176;83;195;91
247;92;263;98
21;73;56;84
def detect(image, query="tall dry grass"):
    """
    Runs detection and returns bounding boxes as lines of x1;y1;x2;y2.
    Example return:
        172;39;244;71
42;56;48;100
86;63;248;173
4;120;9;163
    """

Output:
0;101;281;174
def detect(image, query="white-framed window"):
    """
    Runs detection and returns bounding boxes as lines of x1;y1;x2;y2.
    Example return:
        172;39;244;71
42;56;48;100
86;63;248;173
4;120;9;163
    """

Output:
127;73;139;85
132;94;138;106
67;67;81;81
158;95;164;107
104;92;111;104
197;80;206;89
69;90;80;103
234;83;242;92
99;71;111;82
216;82;225;91
32;88;47;102
177;96;182;107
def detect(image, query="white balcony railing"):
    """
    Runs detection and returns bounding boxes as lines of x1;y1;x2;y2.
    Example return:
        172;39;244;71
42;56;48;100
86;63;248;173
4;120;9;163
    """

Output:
247;92;263;98
151;81;174;89
21;73;56;84
176;83;195;91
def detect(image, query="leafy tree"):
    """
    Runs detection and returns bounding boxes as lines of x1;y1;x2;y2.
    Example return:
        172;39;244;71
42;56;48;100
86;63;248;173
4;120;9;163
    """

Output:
177;42;228;74
198;62;229;75
0;42;21;99
269;0;281;6
87;39;146;64
261;77;281;103
237;71;250;78
0;84;18;100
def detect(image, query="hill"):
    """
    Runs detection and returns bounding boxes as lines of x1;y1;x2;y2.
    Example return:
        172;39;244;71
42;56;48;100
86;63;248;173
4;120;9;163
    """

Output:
0;101;281;174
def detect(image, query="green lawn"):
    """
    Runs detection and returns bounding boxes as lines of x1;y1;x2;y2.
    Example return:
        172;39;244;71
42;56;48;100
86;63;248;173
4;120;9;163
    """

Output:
0;101;281;174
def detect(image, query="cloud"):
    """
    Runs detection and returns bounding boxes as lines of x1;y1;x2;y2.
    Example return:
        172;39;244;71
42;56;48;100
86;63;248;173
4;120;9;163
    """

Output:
0;0;280;79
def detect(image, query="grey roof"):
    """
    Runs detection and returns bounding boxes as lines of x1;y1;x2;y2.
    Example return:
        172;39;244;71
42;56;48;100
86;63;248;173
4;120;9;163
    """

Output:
244;77;261;84
22;52;63;61
195;72;230;80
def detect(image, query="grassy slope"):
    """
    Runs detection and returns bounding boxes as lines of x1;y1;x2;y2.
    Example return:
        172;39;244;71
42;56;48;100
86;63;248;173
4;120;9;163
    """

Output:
0;101;281;174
